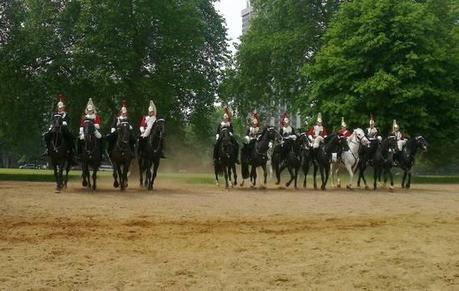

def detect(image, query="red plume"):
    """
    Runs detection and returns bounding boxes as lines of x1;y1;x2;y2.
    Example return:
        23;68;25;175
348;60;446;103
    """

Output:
253;111;260;127
280;112;288;126
224;106;232;121
121;99;127;108
58;93;65;102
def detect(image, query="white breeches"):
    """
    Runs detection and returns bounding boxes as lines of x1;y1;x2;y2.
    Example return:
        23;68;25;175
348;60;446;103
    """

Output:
79;127;102;140
141;119;156;138
397;140;406;151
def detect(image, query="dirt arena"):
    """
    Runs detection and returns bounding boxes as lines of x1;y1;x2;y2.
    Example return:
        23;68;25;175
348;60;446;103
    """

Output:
1;177;458;290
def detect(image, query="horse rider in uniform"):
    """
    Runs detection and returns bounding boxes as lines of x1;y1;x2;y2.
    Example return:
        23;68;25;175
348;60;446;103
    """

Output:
279;112;297;160
365;114;382;142
213;106;239;163
78;98;102;156
138;100;165;158
336;117;351;159
242;111;261;162
43;94;77;164
392;119;406;151
107;100;135;154
307;112;328;149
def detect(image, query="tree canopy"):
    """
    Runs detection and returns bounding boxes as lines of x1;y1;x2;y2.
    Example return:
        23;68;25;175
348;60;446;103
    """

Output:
301;0;459;135
0;0;228;159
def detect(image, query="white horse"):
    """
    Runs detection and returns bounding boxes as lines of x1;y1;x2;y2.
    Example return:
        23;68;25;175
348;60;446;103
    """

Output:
331;128;369;189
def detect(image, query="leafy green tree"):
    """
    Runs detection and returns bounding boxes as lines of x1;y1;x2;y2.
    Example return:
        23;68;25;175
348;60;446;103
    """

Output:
221;0;341;115
0;0;227;161
302;0;459;136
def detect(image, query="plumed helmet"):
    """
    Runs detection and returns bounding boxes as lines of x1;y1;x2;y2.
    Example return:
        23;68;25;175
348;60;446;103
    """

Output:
280;112;289;126
148;100;156;114
317;112;323;124
85;98;96;114
369;114;375;126
393;119;399;131
341;117;347;128
120;100;128;115
57;94;65;109
252;110;260;126
223;106;232;121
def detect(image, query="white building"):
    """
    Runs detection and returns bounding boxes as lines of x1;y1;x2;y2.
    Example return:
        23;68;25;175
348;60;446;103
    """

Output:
241;1;252;34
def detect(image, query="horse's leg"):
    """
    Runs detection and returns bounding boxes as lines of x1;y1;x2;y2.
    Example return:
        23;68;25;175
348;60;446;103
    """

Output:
58;163;64;190
139;158;144;187
64;160;70;190
313;163;318;190
125;160;131;189
232;164;237;187
303;161;309;189
53;165;58;190
330;163;336;188
118;164;125;191
294;166;299;189
407;170;412;189
86;168;92;192
345;162;354;190
92;169;97;191
214;162;220;187
251;166;257;188
262;164;267;186
151;160;160;190
224;166;229;189
388;167;394;191
147;162;154;191
401;170;407;188
286;166;294;188
319;164;325;190
322;164;330;191
373;166;378;190
113;164;119;188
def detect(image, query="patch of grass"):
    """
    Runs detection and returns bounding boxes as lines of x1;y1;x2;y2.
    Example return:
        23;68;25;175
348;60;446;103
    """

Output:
412;175;459;184
0;168;110;182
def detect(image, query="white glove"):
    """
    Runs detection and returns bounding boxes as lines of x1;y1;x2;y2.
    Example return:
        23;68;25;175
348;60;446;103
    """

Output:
111;128;116;133
290;135;297;140
94;124;100;130
140;126;145;133
215;134;219;141
62;121;67;126
79;127;84;140
244;136;250;144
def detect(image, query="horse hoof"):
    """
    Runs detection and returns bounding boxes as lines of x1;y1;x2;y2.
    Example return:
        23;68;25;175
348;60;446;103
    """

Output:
337;184;341;188
259;185;266;190
365;185;370;190
321;186;326;191
82;181;88;187
346;185;353;190
389;186;394;192
114;181;119;188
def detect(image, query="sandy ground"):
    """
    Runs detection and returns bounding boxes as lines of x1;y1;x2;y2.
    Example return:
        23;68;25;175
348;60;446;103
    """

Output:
0;178;458;290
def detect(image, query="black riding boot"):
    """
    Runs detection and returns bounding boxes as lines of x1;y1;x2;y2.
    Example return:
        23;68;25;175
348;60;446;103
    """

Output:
42;132;51;157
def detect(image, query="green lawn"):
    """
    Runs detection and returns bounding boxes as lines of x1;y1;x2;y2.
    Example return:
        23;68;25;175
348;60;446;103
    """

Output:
0;168;458;185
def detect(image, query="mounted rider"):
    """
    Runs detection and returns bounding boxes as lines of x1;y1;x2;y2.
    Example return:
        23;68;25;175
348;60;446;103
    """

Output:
242;111;261;162
78;98;102;156
365;114;381;142
337;117;352;139
279;112;297;159
107;100;135;154
138;100;165;158
307;112;328;149
43;94;76;161
213;106;239;163
392;120;406;151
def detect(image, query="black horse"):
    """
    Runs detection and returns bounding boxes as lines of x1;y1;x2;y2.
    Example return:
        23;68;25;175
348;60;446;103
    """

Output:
46;114;73;192
139;119;165;191
214;127;237;188
372;136;397;190
241;126;280;188
80;118;102;191
313;134;342;190
356;139;380;189
395;136;428;189
300;134;314;189
273;134;303;189
109;121;133;191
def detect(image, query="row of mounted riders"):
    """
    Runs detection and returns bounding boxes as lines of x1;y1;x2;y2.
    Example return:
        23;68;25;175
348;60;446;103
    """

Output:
213;111;428;191
44;101;165;192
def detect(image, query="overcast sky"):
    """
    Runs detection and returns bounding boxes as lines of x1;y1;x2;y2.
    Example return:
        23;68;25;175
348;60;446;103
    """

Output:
214;0;247;50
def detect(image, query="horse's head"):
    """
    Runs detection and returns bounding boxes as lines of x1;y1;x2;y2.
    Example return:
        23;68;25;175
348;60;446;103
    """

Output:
386;135;397;152
52;114;63;132
353;128;369;146
265;126;281;142
415;136;428;152
83;118;95;139
117;121;131;145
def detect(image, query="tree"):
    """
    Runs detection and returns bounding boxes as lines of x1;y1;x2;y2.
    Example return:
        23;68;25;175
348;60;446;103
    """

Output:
301;0;459;151
220;0;342;115
0;0;228;160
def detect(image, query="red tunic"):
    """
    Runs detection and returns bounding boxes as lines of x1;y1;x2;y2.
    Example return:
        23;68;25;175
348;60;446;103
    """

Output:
307;126;327;138
338;128;352;138
139;116;147;128
80;114;101;127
